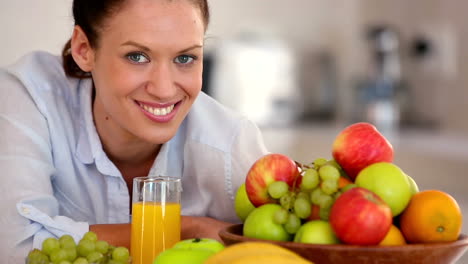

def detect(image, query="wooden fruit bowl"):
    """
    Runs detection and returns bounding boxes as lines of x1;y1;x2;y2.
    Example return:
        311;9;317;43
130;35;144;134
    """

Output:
219;224;468;264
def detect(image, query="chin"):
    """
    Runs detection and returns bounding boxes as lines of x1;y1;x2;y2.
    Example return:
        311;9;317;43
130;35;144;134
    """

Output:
144;125;179;145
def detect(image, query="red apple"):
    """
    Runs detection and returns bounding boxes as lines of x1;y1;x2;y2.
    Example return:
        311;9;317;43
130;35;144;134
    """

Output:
245;153;300;207
332;122;393;180
329;187;392;245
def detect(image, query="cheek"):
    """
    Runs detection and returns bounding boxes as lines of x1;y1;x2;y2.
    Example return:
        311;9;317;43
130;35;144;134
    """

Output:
96;62;143;96
181;68;203;96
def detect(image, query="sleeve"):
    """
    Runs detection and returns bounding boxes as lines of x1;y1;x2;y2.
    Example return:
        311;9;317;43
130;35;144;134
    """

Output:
0;70;88;263
230;118;270;196
190;116;269;223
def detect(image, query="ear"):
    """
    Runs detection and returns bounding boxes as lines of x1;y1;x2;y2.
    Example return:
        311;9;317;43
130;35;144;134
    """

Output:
70;25;95;72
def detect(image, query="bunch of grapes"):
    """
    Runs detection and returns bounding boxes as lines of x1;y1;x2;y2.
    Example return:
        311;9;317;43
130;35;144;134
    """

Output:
268;158;354;235
26;231;130;264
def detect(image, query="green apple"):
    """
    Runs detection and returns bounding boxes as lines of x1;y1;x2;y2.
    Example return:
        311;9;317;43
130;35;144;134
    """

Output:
294;220;340;244
355;162;411;216
234;183;255;222
172;238;224;253
243;204;292;241
405;173;419;195
153;248;214;264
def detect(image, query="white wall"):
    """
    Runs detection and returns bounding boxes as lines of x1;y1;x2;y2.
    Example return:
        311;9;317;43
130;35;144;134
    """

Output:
0;0;73;67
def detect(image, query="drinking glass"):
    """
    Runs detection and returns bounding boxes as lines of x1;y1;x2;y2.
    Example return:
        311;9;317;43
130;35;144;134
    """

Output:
130;176;182;264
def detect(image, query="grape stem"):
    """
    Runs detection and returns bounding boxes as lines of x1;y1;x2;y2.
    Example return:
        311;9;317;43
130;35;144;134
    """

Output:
292;161;306;193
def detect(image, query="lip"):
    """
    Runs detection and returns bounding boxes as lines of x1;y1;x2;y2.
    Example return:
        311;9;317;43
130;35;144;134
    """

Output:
135;100;181;123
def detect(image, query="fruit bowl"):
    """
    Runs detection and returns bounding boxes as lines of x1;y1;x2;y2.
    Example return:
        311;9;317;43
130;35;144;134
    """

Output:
219;224;468;264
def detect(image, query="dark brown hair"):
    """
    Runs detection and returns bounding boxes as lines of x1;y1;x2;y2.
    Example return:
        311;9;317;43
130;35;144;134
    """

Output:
62;0;210;78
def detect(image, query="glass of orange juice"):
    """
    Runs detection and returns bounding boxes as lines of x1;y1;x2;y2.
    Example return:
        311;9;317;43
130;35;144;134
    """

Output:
131;176;182;264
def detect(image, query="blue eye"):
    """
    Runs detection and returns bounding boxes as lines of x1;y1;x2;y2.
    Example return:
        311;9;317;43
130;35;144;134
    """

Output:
127;52;149;63
174;55;195;64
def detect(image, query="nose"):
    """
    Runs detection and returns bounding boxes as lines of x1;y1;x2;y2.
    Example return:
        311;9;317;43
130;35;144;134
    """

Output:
144;62;177;99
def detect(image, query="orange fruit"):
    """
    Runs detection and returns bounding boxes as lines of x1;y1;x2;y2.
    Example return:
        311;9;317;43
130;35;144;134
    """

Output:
399;190;462;243
338;176;353;189
379;225;407;246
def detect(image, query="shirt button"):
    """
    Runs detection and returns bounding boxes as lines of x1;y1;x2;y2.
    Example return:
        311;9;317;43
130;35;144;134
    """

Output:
22;207;30;214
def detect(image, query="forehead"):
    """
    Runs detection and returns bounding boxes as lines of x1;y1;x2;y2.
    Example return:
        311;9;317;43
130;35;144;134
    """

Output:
100;0;204;41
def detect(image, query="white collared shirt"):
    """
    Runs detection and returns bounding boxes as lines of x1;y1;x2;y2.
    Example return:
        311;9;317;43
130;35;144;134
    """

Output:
0;51;268;263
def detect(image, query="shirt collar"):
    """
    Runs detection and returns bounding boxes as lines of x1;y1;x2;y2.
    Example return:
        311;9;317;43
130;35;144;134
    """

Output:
149;121;186;178
75;79;120;177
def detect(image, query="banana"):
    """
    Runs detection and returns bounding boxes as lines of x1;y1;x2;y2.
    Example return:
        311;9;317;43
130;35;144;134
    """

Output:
204;242;313;264
229;254;313;264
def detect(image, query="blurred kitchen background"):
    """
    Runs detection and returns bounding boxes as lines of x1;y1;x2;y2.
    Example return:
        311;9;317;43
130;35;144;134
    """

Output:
1;0;468;261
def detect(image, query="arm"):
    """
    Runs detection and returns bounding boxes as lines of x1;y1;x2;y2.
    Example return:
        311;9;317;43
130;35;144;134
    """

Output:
89;224;131;248
181;216;233;241
89;215;232;249
0;71;88;261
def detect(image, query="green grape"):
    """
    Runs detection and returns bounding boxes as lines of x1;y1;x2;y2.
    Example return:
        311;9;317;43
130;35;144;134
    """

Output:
95;240;109;254
273;208;289;225
317;194;334;209
324;159;342;169
42;237;60;256
341;183;357;193
50;248;68;264
59;235;76;247
77;239;95;257
300;168;319;190
267;181;289;199
112;247;130;263
86;251;104;263
58;261;72;264
279;193;293;210
108;260;126;264
321;179;338;195
294;198;311;219
310;188;325;205
60;239;76;250
296;191;310;201
319;165;340;181
319;206;331;221
72;257;89;264
284;213;301;234
82;231;98;242
27;249;49;264
313;158;328;168
64;248;77;262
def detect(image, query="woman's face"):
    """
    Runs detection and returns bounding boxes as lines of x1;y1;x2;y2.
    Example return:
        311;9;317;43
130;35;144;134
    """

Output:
90;0;205;145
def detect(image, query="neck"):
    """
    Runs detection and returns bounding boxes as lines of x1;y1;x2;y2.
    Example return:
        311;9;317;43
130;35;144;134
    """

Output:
93;96;161;168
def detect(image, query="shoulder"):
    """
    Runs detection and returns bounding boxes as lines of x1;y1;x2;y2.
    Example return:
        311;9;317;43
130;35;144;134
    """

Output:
6;51;65;81
2;51;81;110
184;92;259;152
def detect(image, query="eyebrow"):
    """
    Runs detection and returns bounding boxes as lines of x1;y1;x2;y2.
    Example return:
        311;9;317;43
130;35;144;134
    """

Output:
121;41;203;53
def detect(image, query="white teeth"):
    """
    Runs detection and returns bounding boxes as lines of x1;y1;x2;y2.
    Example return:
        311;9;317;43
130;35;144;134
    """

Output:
139;103;175;116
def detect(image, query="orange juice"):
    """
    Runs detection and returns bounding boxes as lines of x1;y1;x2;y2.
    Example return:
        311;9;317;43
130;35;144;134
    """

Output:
131;202;181;264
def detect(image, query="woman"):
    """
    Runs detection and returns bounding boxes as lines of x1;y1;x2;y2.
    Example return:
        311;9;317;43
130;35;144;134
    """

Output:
0;0;267;261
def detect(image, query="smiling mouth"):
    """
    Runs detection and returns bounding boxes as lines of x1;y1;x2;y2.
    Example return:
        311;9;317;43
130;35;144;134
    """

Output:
138;102;175;116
